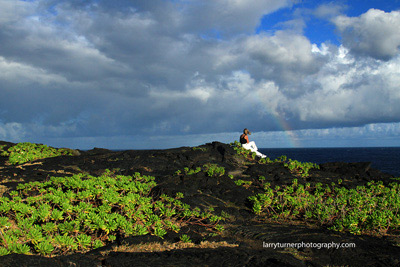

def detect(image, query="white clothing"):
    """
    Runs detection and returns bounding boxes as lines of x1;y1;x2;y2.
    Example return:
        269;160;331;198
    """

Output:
242;141;266;158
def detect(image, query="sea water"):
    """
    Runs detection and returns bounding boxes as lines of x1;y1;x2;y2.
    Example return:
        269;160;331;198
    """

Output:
258;147;400;177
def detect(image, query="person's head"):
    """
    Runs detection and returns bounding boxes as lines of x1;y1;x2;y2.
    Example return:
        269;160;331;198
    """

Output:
243;128;251;135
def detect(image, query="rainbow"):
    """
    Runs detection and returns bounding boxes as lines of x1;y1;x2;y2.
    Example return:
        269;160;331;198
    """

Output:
273;114;301;148
254;86;301;148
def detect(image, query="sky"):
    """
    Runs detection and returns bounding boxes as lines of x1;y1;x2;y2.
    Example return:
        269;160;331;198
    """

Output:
0;0;400;149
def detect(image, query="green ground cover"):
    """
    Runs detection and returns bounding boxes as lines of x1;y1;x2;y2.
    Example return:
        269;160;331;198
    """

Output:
0;142;74;165
249;178;400;235
230;141;400;236
175;164;225;177
0;171;224;256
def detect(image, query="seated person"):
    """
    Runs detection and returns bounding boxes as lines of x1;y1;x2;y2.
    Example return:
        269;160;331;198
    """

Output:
240;128;266;158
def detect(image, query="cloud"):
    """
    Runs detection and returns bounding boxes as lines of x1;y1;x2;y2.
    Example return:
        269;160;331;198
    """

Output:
0;1;400;148
0;122;25;142
334;9;400;60
241;31;322;90
313;3;346;19
181;0;294;36
0;0;33;24
280;44;400;127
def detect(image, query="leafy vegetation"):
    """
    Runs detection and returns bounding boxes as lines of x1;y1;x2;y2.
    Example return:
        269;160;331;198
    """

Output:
230;141;399;236
0;171;224;256
234;179;252;189
231;141;252;159
1;142;75;165
179;234;192;243
0;145;8;156
249;178;400;235
277;156;320;178
231;141;271;162
175;164;225;178
175;167;202;176
192;147;207;152
230;141;319;177
202;164;225;177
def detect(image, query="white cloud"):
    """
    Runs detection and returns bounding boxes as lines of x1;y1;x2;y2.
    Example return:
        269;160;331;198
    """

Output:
283;45;400;124
244;32;315;68
334;9;400;60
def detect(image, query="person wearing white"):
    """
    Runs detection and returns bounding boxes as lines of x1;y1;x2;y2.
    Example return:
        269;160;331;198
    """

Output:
239;128;266;158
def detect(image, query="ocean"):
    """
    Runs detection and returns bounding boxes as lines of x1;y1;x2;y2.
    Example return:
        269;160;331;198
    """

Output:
258;147;400;177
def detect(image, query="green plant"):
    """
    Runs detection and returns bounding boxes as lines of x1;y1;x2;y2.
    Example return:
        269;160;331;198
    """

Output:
180;234;192;243
234;179;252;187
248;179;400;236
0;170;225;256
269;155;319;177
231;141;251;158
184;167;202;175
258;157;272;164
5;142;75;165
192;147;207;152
0;145;9;157
175;166;202;176
275;155;287;162
215;225;225;232
0;246;9;256
283;159;320;177
202;164;225;177
35;240;54;255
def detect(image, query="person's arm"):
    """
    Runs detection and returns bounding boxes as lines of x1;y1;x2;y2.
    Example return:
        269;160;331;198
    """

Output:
245;135;249;143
